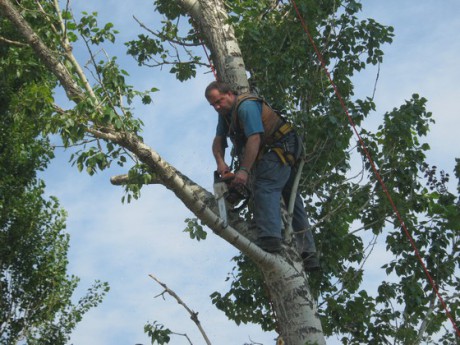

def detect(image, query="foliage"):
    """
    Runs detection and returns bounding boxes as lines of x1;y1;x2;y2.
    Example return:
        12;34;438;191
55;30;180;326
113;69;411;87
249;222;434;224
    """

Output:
0;98;110;345
210;254;275;331
0;11;109;343
184;218;208;241
5;0;159;203
144;321;172;344
126;0;203;81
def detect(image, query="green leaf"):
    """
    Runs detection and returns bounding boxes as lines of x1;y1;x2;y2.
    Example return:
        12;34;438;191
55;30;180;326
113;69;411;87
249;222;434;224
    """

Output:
183;218;207;241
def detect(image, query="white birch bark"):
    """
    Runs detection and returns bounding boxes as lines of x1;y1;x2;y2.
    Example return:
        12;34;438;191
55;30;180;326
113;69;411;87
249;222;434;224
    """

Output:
177;0;249;92
264;259;325;345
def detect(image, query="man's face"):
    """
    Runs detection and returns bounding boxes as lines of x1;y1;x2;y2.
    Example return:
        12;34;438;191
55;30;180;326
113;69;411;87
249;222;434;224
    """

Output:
206;89;235;115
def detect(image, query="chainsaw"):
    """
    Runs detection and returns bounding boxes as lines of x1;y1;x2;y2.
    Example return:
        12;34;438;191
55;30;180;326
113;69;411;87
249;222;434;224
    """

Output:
213;171;250;225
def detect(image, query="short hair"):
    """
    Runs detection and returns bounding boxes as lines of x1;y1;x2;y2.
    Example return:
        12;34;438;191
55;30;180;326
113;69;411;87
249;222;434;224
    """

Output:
205;81;237;98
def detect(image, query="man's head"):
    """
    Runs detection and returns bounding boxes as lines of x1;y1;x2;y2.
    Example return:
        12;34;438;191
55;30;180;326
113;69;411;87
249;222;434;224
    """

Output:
205;81;237;115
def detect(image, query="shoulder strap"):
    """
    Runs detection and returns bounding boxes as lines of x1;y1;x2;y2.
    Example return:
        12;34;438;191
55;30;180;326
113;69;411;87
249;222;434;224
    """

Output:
229;94;256;134
231;93;261;123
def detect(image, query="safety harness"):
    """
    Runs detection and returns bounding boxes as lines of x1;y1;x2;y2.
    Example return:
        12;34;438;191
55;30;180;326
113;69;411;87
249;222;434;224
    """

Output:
225;93;299;167
268;123;298;166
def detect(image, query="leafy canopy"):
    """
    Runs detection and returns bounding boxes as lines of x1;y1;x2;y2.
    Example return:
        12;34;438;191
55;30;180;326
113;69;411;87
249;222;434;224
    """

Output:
0;6;109;343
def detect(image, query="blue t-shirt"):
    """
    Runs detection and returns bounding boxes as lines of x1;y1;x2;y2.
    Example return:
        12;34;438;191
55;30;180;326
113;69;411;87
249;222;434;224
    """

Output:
216;100;264;138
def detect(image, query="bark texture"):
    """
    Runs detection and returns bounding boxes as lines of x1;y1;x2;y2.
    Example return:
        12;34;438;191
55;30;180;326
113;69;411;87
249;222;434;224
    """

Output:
265;259;325;345
178;0;249;92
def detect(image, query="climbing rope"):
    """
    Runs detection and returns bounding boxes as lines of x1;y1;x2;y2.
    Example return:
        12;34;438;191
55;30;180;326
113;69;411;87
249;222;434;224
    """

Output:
199;35;217;79
289;0;460;338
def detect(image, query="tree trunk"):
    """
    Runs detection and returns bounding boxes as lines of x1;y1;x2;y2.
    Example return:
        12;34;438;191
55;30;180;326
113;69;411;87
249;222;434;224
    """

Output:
265;260;325;345
178;1;326;344
177;0;249;92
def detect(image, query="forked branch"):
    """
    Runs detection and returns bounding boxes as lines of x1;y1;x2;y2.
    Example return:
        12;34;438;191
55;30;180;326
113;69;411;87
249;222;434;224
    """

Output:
149;274;212;345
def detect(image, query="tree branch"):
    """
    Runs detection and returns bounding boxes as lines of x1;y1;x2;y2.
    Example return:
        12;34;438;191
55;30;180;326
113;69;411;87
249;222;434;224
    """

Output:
141;59;210;69
0;0;83;102
110;173;161;185
134;15;201;47
51;0;97;100
149;274;212;345
414;292;437;345
0;35;27;46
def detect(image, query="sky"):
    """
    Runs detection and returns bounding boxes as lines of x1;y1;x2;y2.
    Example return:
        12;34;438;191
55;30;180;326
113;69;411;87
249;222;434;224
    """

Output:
39;1;460;344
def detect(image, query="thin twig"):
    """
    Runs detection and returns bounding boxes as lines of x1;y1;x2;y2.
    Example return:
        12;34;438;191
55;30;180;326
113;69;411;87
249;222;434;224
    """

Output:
0;35;27;46
133;15;200;47
149;274;212;345
371;62;381;101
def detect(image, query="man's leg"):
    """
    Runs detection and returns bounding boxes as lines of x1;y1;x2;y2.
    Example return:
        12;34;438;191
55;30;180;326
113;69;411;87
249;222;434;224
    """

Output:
253;152;290;252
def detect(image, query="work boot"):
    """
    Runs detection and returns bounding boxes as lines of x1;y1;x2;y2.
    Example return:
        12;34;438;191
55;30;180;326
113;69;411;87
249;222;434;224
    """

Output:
301;252;320;272
256;237;282;253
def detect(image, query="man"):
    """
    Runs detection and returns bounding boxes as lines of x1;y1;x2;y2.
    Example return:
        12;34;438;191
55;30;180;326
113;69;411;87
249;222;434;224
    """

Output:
205;81;319;271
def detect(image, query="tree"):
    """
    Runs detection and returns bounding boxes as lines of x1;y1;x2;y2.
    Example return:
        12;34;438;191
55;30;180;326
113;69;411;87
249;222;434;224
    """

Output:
0;0;458;344
0;8;109;343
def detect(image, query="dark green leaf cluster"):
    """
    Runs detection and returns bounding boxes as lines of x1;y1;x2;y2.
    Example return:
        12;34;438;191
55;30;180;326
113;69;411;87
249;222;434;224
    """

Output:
74;11;119;45
228;0;392;110
306;94;459;343
183;218;208;241
154;0;186;20
120;164;155;204
0;31;109;342
210;254;276;331
144;321;172;344
126;1;203;81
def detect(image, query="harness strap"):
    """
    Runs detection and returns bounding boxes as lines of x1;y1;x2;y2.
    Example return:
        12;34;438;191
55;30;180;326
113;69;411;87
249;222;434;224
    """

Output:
272;122;294;142
267;146;297;166
230;94;299;166
271;147;288;165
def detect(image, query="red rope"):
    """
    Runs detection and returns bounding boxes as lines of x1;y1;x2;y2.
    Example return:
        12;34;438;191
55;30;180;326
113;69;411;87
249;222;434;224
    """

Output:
199;36;217;79
289;0;460;338
191;16;217;79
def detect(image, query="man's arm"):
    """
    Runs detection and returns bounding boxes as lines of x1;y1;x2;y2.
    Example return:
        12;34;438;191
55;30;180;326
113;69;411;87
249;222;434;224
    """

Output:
212;135;230;175
233;133;261;185
233;99;264;185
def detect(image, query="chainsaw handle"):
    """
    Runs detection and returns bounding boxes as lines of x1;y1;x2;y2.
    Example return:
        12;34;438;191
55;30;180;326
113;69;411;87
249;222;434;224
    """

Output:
214;170;235;183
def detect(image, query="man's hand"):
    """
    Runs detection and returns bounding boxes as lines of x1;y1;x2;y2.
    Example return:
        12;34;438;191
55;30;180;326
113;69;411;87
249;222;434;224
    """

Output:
217;162;230;177
233;169;249;186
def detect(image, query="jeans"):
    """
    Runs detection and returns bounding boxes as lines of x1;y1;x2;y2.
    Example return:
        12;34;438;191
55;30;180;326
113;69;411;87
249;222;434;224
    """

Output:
252;135;316;254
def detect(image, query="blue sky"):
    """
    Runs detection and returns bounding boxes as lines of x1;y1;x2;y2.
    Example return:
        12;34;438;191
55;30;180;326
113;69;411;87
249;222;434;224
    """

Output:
41;1;460;344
